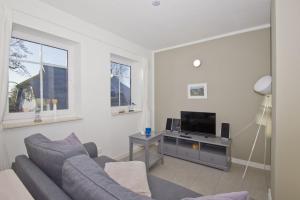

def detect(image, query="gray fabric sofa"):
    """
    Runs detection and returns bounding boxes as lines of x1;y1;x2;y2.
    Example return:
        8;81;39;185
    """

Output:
12;142;200;200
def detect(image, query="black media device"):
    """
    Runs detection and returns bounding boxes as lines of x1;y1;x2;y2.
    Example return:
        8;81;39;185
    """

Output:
221;123;230;139
171;119;181;132
180;134;192;138
181;111;216;137
166;118;173;131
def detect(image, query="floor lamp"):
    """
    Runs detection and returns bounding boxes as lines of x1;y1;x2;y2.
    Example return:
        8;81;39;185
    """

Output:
242;75;272;179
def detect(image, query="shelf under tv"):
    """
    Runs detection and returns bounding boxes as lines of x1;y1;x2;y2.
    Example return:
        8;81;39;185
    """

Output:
161;131;232;171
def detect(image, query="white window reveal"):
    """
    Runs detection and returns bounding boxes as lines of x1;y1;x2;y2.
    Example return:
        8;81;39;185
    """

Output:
1;22;84;129
110;53;144;116
8;38;68;114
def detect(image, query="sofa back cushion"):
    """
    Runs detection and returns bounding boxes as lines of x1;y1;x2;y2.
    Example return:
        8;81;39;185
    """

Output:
24;133;88;187
62;155;153;200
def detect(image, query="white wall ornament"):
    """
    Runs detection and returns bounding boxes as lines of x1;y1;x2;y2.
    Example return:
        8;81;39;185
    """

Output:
187;83;207;99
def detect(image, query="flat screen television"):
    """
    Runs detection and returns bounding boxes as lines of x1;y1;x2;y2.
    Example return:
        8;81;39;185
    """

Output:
181;111;216;136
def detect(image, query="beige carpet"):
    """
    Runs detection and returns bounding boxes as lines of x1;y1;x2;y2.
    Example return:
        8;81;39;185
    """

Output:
125;148;270;200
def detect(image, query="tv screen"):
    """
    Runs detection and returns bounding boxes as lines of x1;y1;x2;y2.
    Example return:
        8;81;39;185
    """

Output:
181;111;216;135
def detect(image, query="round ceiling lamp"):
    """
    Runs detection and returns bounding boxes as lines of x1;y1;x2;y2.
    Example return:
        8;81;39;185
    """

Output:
193;59;201;68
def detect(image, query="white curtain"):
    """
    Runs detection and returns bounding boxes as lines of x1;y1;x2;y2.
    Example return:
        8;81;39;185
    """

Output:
0;5;12;170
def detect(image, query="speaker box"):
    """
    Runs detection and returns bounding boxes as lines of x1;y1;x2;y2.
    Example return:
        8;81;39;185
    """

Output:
221;123;230;139
166;118;173;131
171;119;181;132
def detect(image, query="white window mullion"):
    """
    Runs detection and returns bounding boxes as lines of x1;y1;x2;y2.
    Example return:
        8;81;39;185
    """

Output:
9;59;41;65
118;64;121;107
40;45;44;112
42;62;67;69
9;59;66;69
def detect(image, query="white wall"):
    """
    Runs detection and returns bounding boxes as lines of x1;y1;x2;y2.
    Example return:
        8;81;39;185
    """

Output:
0;0;152;164
271;0;300;199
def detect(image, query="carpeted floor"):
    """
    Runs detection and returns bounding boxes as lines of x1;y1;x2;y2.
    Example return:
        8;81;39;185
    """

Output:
124;147;270;200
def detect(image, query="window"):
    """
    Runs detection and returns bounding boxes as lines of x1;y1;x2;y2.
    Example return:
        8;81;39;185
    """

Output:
111;62;131;107
8;37;68;113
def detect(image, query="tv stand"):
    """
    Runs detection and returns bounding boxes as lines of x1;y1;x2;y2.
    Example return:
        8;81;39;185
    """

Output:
161;131;231;171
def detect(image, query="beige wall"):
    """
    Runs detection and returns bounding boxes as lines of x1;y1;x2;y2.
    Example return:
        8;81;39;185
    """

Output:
155;29;271;163
271;0;300;199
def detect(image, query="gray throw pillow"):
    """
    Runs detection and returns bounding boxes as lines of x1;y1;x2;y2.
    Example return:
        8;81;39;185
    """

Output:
62;154;153;200
24;133;88;187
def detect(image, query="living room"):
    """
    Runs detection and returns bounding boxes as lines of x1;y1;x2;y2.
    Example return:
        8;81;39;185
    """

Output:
0;0;299;200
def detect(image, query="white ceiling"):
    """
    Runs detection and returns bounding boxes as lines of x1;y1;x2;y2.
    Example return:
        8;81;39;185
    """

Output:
39;0;271;50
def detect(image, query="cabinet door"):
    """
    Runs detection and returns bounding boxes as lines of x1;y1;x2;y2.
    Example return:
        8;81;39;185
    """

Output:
163;143;177;156
177;146;199;160
200;151;227;166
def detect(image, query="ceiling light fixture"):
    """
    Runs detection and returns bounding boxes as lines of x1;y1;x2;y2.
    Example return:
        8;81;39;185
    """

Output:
193;59;201;68
152;0;160;6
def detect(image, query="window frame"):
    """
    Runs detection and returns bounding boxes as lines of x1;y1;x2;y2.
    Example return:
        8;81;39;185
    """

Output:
5;31;75;121
110;61;132;108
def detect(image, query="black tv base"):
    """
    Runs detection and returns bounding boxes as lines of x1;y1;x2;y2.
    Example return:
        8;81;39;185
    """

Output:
179;134;192;138
180;131;217;138
161;131;232;171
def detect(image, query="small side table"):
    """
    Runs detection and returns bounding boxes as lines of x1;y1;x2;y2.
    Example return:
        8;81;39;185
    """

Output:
129;132;164;172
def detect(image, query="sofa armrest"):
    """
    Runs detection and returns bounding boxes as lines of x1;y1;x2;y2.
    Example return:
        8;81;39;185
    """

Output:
12;155;72;200
83;142;98;158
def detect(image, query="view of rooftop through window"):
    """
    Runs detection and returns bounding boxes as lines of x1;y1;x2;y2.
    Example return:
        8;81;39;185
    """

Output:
8;38;68;113
111;61;131;107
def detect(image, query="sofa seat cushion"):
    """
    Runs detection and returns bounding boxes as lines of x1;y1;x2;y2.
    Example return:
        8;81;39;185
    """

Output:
62;155;153;200
182;191;249;200
148;175;200;200
24;133;88;187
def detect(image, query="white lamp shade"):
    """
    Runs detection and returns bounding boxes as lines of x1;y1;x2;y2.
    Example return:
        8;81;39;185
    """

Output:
254;75;272;95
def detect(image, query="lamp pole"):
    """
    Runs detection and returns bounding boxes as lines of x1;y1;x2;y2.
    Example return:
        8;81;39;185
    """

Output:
242;102;267;179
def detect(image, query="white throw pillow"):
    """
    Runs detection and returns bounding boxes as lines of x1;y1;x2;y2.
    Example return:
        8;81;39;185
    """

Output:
104;161;152;197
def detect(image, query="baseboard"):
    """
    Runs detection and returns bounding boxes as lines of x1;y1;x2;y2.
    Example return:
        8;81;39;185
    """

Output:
112;143;159;161
113;150;270;170
268;188;272;200
232;157;271;171
112;146;143;161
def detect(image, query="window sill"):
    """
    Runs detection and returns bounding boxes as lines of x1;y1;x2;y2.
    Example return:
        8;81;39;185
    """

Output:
111;110;142;116
2;115;82;129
